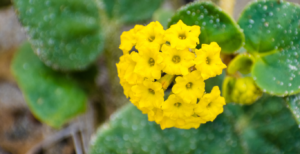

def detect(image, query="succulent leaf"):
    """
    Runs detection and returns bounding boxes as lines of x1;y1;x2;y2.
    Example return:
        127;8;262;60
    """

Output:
11;42;87;128
285;94;300;125
101;0;163;23
89;95;300;154
168;1;244;54
14;0;104;71
238;0;300;96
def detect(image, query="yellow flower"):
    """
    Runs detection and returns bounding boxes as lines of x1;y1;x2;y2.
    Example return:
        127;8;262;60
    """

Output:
195;42;227;80
131;79;164;110
134;47;164;80
161;44;195;75
165;20;200;50
159;116;176;130
120;81;135;98
172;71;205;104
119;25;144;54
136;21;165;51
148;108;164;124
117;21;228;130
195;86;226;122
116;52;144;85
162;94;195;118
171;114;204;129
116;53;144;98
175;122;199;129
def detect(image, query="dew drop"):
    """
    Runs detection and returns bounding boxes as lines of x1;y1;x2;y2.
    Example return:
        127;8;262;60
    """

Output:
277;24;281;29
269;12;273;16
264;22;269;27
249;19;254;24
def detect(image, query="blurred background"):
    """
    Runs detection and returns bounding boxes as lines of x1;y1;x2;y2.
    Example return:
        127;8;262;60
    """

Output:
0;0;299;154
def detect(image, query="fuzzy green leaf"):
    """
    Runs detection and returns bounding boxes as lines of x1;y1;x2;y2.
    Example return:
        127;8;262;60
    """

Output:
14;0;104;71
89;103;244;154
205;70;225;93
168;1;244;54
285;94;300;125
239;95;300;153
238;0;300;96
89;95;300;154
102;0;163;23
11;42;87;128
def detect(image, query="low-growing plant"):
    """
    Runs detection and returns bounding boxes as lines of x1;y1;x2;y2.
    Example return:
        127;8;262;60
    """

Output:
9;0;300;153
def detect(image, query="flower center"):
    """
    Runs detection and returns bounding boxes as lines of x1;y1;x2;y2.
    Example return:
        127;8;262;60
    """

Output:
148;58;155;66
148;88;155;94
174;102;181;107
186;82;193;89
192;113;200;117
207;101;213;108
148;36;155;42
178;33;186;40
206;57;211;64
172;55;181;63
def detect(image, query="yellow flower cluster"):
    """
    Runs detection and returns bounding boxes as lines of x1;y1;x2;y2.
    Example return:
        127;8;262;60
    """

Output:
117;20;227;129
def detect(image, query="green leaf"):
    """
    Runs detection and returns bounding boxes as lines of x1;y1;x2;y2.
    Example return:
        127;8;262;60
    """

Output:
101;0;163;23
153;8;175;29
14;0;104;71
89;95;300;154
240;95;300;153
238;0;300;96
285;94;300;125
89;103;244;154
102;0;115;18
227;54;254;75
205;70;225;93
11;42;87;128
168;1;244;54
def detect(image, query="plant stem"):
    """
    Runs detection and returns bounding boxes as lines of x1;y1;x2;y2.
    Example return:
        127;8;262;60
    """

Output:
158;74;175;91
